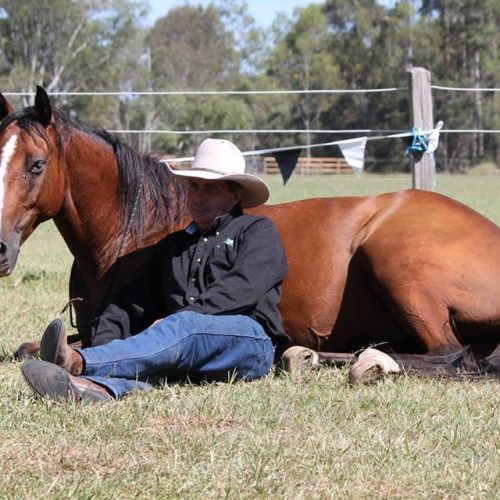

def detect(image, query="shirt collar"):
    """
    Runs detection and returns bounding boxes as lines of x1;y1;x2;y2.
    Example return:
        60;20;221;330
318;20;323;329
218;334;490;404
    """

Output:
185;205;243;236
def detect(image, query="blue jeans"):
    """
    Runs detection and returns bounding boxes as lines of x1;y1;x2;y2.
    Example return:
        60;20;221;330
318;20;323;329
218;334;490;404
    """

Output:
77;311;275;398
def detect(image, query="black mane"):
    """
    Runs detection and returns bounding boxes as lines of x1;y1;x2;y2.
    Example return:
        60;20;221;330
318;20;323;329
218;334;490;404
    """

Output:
94;128;187;240
2;106;187;240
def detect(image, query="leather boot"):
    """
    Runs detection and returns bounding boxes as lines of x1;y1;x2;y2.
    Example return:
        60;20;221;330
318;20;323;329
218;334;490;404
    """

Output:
40;319;83;376
21;360;111;402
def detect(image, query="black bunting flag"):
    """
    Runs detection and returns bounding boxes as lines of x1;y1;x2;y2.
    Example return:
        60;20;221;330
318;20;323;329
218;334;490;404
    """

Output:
273;148;302;185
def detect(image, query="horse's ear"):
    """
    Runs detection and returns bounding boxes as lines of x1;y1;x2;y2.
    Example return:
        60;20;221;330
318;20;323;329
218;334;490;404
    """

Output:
33;85;52;127
0;93;15;121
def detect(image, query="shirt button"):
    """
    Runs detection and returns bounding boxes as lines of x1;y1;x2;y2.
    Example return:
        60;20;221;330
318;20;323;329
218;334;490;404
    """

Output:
197;258;202;263
192;278;196;282
188;296;195;302
216;231;220;236
203;237;208;242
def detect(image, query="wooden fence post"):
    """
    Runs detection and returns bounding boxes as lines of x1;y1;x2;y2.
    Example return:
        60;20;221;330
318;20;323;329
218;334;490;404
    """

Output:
407;67;435;190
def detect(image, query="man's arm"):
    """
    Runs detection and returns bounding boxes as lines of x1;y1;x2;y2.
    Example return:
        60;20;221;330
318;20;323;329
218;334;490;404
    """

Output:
90;247;165;346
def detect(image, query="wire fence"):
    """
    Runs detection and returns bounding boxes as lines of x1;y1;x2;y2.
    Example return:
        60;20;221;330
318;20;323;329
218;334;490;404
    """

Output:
6;84;500;172
5;85;495;137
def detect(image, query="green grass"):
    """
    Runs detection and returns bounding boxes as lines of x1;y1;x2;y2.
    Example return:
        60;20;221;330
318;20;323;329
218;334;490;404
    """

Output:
0;174;499;498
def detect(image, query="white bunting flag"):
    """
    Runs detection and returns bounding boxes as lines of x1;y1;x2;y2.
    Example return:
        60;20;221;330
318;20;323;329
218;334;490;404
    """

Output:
338;136;367;175
426;120;444;154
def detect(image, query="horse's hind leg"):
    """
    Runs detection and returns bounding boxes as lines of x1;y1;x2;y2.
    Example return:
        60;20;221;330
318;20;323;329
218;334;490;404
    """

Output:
381;282;463;355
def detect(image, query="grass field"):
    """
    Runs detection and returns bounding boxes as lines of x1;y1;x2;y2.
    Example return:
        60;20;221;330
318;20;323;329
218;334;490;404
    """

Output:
0;174;499;498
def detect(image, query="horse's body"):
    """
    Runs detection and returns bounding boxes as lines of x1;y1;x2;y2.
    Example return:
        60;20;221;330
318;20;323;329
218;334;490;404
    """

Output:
265;193;500;356
1;87;500;370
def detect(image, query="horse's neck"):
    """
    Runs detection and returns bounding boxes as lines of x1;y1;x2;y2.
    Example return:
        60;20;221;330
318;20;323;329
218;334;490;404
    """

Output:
52;132;120;276
53;130;188;278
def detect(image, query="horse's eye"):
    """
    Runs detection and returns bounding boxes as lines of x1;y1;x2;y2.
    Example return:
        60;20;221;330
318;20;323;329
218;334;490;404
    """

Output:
30;160;46;174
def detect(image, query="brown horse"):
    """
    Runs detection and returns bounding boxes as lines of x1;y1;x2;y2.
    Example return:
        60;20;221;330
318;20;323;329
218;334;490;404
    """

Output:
1;86;500;373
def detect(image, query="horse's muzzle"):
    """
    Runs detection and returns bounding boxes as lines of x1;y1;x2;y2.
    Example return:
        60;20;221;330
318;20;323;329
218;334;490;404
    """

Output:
0;238;19;276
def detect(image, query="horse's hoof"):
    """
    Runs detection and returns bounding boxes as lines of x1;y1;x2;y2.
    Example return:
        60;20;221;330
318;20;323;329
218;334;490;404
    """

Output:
349;348;401;385
13;341;41;361
280;346;320;372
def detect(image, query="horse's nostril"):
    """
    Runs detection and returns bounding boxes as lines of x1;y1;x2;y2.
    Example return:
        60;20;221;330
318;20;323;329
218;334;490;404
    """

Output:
0;241;7;255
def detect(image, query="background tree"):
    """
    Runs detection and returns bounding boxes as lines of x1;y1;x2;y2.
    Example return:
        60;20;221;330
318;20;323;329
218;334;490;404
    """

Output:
0;0;147;130
146;1;264;156
321;0;414;171
266;5;341;157
420;0;500;170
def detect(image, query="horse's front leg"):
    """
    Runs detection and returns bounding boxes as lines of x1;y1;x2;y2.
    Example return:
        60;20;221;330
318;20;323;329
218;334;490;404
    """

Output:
14;341;41;360
14;336;83;360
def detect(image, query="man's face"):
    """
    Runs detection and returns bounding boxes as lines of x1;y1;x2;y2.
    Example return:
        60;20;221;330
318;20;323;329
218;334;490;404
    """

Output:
187;178;242;233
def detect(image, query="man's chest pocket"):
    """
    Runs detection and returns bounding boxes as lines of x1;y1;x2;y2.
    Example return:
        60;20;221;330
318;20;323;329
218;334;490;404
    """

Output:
205;238;237;279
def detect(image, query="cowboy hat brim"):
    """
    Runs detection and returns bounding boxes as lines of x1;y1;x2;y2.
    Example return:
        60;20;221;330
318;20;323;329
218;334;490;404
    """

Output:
167;164;270;208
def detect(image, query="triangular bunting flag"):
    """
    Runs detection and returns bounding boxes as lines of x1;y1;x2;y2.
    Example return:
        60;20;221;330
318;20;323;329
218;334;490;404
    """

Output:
426;120;443;154
338;137;367;175
274;148;302;185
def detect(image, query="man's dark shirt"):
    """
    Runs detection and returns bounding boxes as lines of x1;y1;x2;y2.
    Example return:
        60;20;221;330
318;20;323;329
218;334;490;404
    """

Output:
92;206;289;349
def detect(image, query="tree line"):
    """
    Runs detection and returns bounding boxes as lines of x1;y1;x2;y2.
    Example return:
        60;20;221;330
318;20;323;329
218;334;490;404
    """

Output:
1;0;499;172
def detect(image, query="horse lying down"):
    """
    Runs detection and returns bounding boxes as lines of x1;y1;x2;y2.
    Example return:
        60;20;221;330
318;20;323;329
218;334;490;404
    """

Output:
0;86;499;380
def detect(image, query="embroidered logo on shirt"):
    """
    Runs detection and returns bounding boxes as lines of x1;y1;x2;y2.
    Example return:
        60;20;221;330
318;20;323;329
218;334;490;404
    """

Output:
224;237;234;248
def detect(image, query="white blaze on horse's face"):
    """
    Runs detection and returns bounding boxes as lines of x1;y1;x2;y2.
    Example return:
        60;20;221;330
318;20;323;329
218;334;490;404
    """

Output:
0;133;18;233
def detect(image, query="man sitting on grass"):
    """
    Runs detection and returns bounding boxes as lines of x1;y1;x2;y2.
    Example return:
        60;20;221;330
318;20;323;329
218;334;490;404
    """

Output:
21;138;289;402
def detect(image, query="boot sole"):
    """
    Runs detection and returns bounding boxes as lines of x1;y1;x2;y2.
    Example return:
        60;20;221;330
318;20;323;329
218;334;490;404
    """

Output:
21;360;109;402
40;318;64;364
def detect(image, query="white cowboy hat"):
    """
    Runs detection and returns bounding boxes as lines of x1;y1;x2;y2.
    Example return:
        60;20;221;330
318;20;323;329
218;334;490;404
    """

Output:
167;138;269;208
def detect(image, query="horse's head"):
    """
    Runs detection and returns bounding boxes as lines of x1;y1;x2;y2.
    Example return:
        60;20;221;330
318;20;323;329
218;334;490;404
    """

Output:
0;86;66;276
